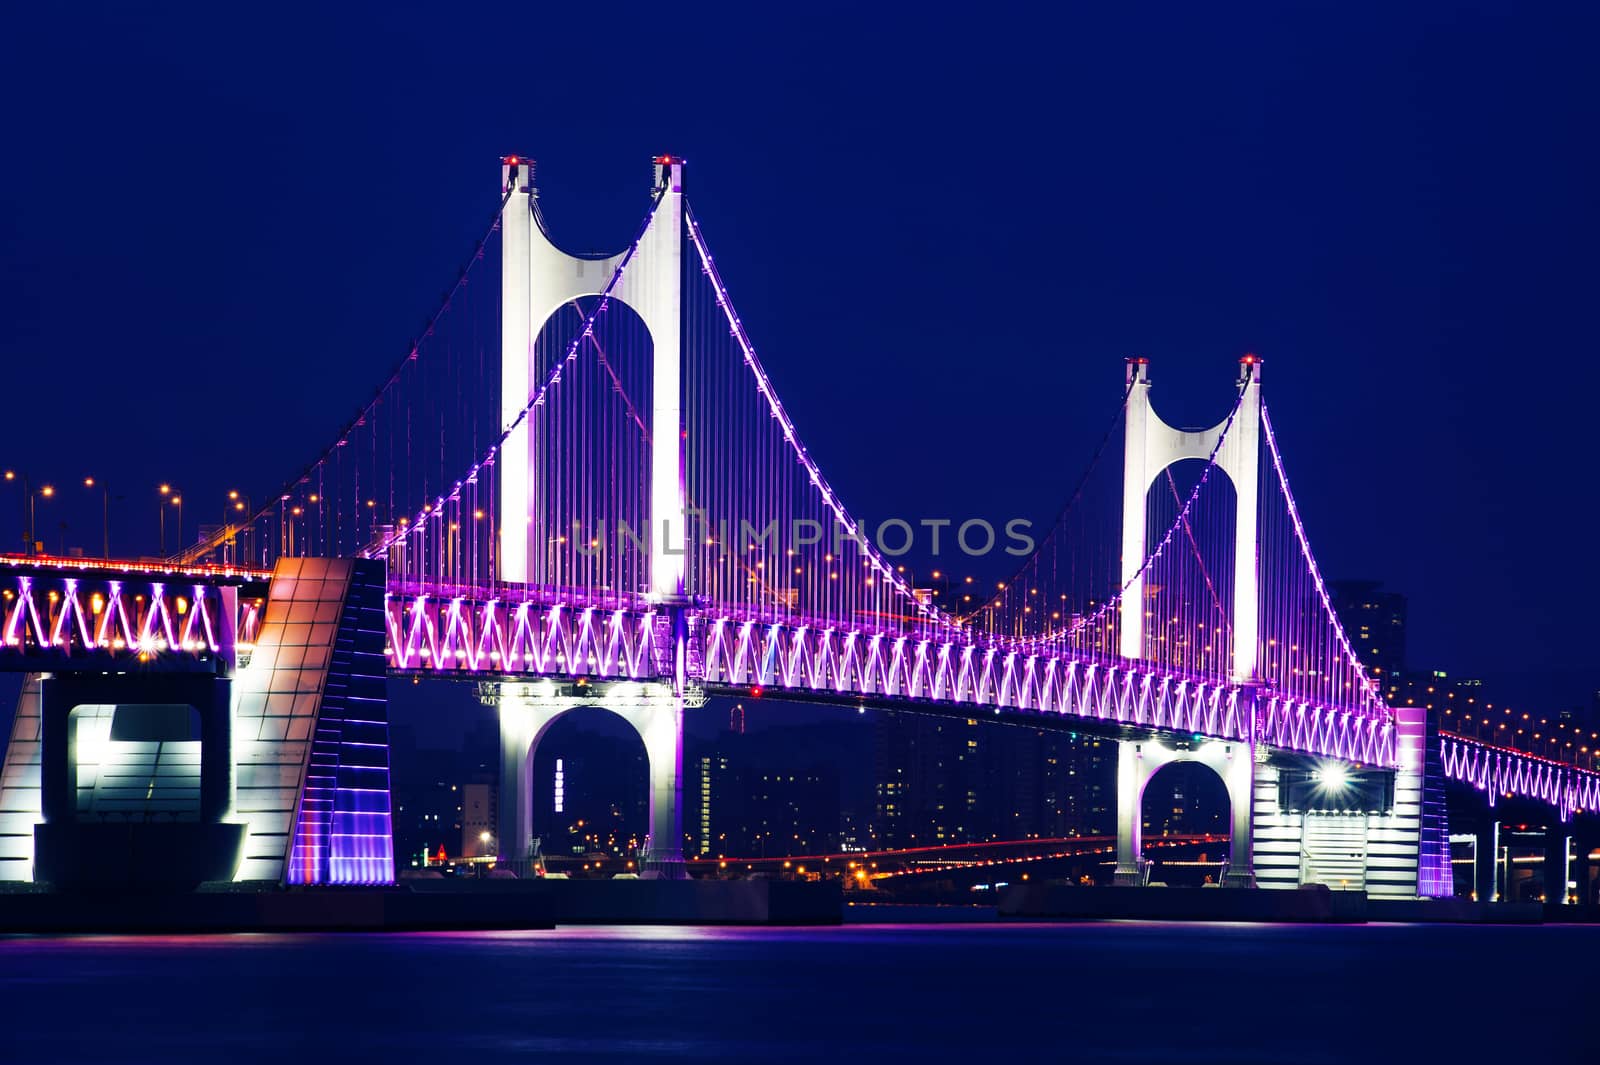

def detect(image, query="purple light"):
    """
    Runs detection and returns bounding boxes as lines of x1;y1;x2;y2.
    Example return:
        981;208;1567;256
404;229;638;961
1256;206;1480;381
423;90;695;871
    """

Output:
380;588;1394;763
1261;405;1387;720
0;569;245;663
1441;735;1600;821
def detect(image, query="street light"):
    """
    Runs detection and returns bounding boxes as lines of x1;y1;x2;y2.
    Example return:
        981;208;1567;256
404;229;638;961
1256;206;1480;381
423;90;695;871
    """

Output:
84;477;109;558
159;484;183;557
4;470;35;555
226;490;252;565
32;484;55;557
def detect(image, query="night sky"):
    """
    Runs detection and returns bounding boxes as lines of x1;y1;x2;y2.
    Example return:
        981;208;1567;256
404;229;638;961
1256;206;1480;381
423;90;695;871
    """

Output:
2;4;1596;710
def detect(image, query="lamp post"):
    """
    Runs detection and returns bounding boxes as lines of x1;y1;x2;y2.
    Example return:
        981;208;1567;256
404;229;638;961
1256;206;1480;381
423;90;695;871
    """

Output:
159;484;171;555
227;490;253;566
159;484;183;558
34;484;55;556
3;470;31;555
84;477;109;558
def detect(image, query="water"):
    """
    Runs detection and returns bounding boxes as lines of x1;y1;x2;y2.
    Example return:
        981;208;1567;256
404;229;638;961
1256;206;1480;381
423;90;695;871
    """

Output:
1;919;1594;1062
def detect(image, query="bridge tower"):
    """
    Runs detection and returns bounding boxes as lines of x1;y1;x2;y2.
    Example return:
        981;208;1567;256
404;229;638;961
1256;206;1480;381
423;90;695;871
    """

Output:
1118;355;1262;683
498;154;686;597
495;155;688;876
1114;357;1262;886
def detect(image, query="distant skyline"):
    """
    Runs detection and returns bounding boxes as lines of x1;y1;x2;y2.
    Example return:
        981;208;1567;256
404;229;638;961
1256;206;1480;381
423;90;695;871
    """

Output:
2;5;1595;709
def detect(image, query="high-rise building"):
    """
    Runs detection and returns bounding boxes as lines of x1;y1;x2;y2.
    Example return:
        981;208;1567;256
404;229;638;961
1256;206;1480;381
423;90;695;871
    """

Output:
687;729;843;857
461;780;497;859
743;768;840;856
392;773;464;868
693;750;737;857
1329;579;1407;683
873;715;1114;848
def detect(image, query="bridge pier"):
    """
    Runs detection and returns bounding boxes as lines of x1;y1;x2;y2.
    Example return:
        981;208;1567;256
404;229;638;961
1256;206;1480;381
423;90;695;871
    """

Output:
1474;820;1501;902
1544;829;1572;905
1113;735;1255;887
496;680;686;879
1574;824;1600;906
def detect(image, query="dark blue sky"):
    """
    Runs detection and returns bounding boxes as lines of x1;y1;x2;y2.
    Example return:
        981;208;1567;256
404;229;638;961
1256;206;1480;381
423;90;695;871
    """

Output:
2;3;1596;708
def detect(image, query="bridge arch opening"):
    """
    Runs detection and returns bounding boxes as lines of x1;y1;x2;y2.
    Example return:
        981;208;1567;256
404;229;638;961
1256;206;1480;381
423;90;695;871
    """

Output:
1137;758;1231;885
519;297;655;599
524;705;650;873
1136;459;1238;675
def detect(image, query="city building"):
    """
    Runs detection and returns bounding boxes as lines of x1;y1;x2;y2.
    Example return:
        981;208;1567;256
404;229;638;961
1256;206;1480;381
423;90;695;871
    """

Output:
874;715;1114;848
688;729;843;857
392;774;465;868
1329;579;1407;684
461;781;497;860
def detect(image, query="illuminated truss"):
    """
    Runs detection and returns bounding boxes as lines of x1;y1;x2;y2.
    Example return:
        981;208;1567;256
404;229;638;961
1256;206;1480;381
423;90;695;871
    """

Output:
380;589;1393;764
1441;734;1600;821
0;566;261;665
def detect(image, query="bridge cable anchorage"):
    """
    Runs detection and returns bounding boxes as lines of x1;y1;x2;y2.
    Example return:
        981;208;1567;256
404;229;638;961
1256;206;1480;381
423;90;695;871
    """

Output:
956;376;1136;632
1259;404;1387;720
363;186;667;563
683;203;958;633
177;184;519;567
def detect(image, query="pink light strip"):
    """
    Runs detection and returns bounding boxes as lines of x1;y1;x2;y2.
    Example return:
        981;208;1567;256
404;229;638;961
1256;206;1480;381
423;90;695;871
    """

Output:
1260;404;1387;719
685;204;953;632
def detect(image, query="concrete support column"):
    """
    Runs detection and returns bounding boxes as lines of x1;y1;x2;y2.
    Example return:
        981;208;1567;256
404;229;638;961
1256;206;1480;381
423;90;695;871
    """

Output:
634;695;685;877
498;156;533;584
1225;359;1262;685
1574;825;1599;906
1113;739;1146;885
1476;820;1501;902
197;683;234;824
643;157;685;602
1544;829;1572;905
495;690;565;870
38;680;71;825
1221;742;1256;888
1118;360;1152;663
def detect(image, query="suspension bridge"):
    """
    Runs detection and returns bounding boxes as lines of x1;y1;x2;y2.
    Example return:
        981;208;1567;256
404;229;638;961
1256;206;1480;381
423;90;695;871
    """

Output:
1;155;1593;897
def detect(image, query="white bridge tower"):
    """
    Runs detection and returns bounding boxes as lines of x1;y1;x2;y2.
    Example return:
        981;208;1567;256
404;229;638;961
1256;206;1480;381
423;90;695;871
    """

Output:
495;155;689;876
498;154;685;599
1118;355;1262;684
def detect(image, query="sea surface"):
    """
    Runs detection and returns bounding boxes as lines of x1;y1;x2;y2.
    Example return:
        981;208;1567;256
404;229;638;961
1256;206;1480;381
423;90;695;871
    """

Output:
1;915;1594;1063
